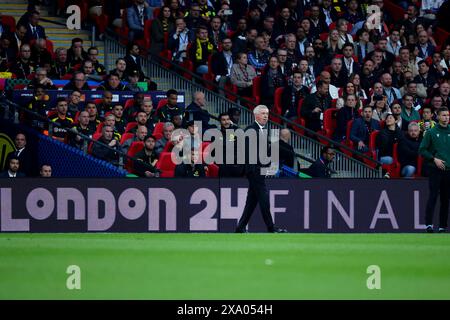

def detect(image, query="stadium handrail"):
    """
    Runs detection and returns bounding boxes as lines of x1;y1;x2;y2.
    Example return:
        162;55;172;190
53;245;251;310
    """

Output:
105;29;383;169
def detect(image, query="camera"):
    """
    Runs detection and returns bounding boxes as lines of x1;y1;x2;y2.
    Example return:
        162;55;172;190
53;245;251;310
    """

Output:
223;9;233;15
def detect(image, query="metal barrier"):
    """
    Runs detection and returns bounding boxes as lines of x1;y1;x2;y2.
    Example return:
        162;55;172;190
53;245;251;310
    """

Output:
104;37;382;178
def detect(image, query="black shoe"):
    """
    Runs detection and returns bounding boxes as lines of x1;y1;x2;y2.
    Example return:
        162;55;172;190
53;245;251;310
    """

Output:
270;227;288;233
438;228;447;233
235;228;248;233
426;225;434;233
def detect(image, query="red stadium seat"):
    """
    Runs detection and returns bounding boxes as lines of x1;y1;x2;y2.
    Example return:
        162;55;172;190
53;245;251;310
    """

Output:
162;140;174;153
1;15;16;32
125;122;138;133
202;72;216;91
156;152;176;177
120;132;135;145
272;87;284;124
125;141;144;172
322;108;338;139
156;99;168;111
180;60;194;80
95;122;104;134
159;49;173;69
152;122;164;140
124;99;134;110
206;163;219;177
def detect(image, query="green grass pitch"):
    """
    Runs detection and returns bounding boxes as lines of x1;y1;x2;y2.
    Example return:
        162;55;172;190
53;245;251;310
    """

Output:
0;233;449;299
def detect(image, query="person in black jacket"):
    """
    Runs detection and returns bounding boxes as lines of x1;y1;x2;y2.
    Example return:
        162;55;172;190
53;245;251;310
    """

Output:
63;71;92;91
280;70;309;119
398;122;422;178
210;37;233;92
174;148;206;177
4;133;38;177
235;105;287;233
376;113;403;165
217;112;243;177
301;80;332;132
334;94;360;142
306;146;336;178
0;156;26;178
184;91;212;131
260;56;287;109
91;125;122;165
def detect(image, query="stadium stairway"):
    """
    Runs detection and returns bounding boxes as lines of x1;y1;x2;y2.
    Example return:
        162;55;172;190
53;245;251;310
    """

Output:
2;0;105;65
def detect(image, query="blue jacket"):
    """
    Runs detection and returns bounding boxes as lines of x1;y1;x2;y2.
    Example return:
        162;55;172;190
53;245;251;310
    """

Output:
127;5;152;31
350;117;380;145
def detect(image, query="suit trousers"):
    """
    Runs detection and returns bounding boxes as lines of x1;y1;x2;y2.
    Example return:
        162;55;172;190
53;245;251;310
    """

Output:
425;167;450;228
237;172;275;232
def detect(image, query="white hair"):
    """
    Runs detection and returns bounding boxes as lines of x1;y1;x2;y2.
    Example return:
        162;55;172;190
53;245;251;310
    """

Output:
253;105;269;116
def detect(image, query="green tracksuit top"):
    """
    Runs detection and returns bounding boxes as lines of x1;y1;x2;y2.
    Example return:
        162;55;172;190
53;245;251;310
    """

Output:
419;124;450;170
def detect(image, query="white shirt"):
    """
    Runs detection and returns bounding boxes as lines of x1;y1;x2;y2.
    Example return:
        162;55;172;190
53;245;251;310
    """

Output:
16;147;25;157
344;57;354;74
8;170;17;177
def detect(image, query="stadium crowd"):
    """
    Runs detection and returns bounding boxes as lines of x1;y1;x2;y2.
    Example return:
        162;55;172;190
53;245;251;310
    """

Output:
1;0;450;179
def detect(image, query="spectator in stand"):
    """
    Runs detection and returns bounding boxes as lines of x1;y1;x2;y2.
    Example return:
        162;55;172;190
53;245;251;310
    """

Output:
82;59;103;82
403;81;424;110
350;105;380;153
127;70;144;92
376;113;403;166
334;94;360;142
85;101;101;132
381;73;402;107
97;72;130;91
308;4;328;38
150;6;175;56
370;94;390;122
50;48;71;79
247;36;270;72
283;33;300;71
209;16;226;50
398;122;422;178
279;128;297;170
63;71;92;91
169;17;193;63
311;70;339;99
437;82;450;107
232;28;257;56
4;133;37;177
131;108;156;135
391;102;409;131
260;56;287;109
25;10;46;42
386;28;403;57
273;7;297;41
228;107;241;125
329;57;348;89
8;24;27;58
415;60;437;92
280;70;309;119
360;59;377;93
49;98;74;143
343;0;363;25
401;94;421;123
39;164;52;177
125;92;145;121
304;45;323;78
87;46;107;76
30;38;52;68
9;44;35;79
155;122;175;157
167;0;184;20
91;125;122;165
325;29;342;58
27;67;55;90
103;114;122;141
298;58;316;92
122;125;148;155
67;38;89;67
127;0;153;41
190;25;214;75
70;111;95;150
110;58;128;81
184;91;212;131
399;46;419;77
429;95;444;119
67;90;83;118
294;26;311;58
184;2;203;32
0;156;25;178
0;34;14;71
341;42;360;78
418;105;437;134
157;89;183;123
230;52;257;98
302;80;332;133
96;91;113;119
210;37;234;93
112;104;127;134
416;30;436;59
175;147;206;177
430;52;448;80
134;134;159;178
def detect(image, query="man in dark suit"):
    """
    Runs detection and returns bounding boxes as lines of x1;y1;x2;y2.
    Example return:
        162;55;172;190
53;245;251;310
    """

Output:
25;11;46;42
4;133;37;177
9;24;27;58
301;80;332;132
0;156;26;178
350;105;381;153
306;146;335;178
235;105;287;233
124;42;145;80
341;42;360;78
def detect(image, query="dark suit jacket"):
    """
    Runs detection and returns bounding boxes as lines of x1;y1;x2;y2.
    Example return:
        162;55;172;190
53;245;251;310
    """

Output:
341;58;361;78
306;157;332;178
211;51;232;77
5;148;37;177
25;24;46;42
0;171;26;178
124;54;145;80
244;121;271;177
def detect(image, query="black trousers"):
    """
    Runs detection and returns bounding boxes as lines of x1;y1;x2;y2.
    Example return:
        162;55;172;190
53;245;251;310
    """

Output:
236;173;275;232
425;167;450;228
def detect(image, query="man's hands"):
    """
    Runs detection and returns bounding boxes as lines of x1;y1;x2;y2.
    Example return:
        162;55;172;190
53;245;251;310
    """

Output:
358;141;366;150
434;158;446;170
108;139;117;147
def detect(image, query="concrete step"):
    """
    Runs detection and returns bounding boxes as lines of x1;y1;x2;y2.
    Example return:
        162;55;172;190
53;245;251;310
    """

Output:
0;3;27;9
47;33;91;41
